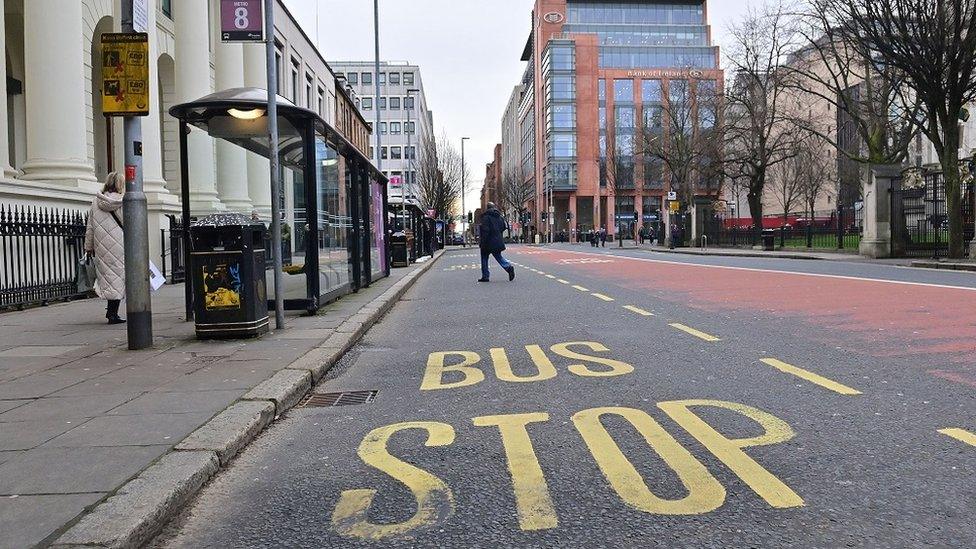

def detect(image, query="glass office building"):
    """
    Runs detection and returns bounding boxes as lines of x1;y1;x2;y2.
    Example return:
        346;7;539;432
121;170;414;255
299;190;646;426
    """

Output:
523;0;722;242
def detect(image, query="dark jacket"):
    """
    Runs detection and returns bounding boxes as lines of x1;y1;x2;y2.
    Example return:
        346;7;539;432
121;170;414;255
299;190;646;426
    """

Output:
479;208;507;253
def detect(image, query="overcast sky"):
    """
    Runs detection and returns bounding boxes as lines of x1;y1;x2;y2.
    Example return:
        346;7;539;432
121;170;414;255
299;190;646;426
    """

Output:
282;0;748;211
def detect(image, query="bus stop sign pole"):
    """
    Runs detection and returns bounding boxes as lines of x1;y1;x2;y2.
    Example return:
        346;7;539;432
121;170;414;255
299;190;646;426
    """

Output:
265;0;285;329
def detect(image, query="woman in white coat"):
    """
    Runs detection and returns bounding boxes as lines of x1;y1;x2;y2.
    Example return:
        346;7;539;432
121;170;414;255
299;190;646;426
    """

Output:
84;172;126;324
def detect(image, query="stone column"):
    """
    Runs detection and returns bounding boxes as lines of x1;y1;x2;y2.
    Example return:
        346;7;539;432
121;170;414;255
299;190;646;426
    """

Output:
20;0;96;185
142;3;174;202
243;43;272;217
174;0;223;212
568;193;577;242
214;40;252;211
0;3;16;177
859;164;901;258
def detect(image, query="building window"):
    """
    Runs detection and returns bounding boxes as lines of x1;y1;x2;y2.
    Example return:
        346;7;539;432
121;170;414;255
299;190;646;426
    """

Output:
404;96;415;110
379;97;387;109
390;97;401;110
291;59;300;103
348;72;358;85
306;75;313;111
642;79;663;103
406;121;416;134
549;134;576;158
390;122;402;134
379;72;386;85
389;72;401;85
403;72;415;85
380;122;387;134
381;147;388;160
317;87;324;116
614;79;634;103
362;72;373;85
406;146;416;160
391;146;402;160
162;0;172;18
362;97;373;110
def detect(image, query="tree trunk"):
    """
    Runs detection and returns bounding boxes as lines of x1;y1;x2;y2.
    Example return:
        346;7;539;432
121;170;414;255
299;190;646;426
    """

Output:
942;129;963;258
747;188;764;244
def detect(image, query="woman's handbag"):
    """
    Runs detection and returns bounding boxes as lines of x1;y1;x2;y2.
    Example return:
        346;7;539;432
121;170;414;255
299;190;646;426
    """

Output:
76;256;97;293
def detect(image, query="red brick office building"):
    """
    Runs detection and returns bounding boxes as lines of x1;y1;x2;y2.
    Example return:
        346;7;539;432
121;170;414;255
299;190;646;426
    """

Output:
517;0;723;240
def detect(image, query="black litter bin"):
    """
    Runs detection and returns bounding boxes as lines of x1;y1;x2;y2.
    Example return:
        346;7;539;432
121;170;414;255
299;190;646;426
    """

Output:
761;230;776;251
189;213;269;339
391;231;409;268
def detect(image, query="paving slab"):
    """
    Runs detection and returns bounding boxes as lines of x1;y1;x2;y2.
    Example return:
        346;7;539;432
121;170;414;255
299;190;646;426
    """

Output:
0;394;137;423
0;492;105;549
106;390;245;416
0;445;170;494
40;412;214;448
0;399;30;414
0;418;93;451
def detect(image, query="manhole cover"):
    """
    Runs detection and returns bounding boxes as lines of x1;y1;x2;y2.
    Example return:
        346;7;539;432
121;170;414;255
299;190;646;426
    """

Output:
301;390;377;408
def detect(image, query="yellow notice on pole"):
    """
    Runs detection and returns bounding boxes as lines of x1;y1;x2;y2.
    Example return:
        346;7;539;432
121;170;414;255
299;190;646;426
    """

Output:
669;200;681;213
101;33;149;117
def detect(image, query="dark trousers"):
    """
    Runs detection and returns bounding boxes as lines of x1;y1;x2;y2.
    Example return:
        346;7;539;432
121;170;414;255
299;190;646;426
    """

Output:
480;249;511;279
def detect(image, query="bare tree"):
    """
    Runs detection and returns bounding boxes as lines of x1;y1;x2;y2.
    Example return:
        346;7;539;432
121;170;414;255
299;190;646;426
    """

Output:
796;134;834;223
418;132;462;221
769;145;804;224
637;77;725;207
724;2;805;239
818;0;976;256
502;163;533;239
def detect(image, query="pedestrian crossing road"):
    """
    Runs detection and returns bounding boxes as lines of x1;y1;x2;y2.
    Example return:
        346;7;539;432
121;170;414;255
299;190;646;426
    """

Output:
152;245;976;548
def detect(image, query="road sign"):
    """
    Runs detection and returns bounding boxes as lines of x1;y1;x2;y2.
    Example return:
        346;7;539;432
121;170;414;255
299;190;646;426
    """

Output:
101;33;149;117
669;200;681;213
389;176;402;187
667;191;677;201
221;0;265;42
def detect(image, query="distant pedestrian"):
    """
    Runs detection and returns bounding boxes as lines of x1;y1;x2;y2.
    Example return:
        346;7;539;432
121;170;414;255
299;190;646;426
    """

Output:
648;225;657;246
477;202;515;282
599;227;607;247
638;226;645;244
84;171;126;324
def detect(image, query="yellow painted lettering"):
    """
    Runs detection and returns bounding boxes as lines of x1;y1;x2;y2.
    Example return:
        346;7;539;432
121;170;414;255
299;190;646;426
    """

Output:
550;342;634;377
332;421;456;540
472;412;557;531
657;399;804;508
490;346;558;383
572;406;725;514
420;351;484;390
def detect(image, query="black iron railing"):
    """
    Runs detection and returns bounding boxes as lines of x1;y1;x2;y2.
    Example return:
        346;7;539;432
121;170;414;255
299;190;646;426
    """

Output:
160;214;186;283
705;205;864;252
1;205;90;309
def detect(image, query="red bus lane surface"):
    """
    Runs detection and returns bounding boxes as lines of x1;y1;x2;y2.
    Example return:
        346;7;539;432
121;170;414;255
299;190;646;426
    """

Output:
517;249;976;383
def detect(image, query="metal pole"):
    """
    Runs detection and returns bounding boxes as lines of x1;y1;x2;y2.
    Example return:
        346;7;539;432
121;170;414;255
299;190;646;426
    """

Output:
121;0;152;350
461;137;469;245
403;100;410;235
374;0;382;176
265;0;284;329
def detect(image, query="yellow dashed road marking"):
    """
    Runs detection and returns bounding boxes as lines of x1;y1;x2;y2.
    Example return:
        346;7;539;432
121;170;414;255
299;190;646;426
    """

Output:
760;358;862;395
623;305;654;316
669;323;721;342
938;428;976;448
591;293;615;302
572;285;589;292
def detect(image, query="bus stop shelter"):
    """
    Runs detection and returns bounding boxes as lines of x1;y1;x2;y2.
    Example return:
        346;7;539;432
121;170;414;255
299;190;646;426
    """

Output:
170;87;389;316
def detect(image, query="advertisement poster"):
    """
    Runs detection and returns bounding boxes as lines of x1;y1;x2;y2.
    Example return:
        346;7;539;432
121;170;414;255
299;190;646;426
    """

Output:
371;182;387;273
101;33;149;116
202;261;243;311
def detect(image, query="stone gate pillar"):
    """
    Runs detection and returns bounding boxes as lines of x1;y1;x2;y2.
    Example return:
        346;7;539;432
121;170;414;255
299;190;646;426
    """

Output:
859;165;902;258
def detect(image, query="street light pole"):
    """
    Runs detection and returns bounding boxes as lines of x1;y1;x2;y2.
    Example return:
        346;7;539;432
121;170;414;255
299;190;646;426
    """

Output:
373;0;382;175
461;136;470;245
405;88;420;240
265;0;284;329
121;0;152;350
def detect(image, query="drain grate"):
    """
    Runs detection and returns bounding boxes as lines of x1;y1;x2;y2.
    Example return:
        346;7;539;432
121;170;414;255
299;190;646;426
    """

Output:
301;390;378;408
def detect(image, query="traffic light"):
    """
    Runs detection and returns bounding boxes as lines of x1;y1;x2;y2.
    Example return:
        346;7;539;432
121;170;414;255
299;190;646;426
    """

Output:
541;212;548;221
467;212;473;224
566;211;572;221
633;211;639;222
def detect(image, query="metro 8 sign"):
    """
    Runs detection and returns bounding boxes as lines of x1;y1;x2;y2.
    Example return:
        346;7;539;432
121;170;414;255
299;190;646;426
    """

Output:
220;0;265;42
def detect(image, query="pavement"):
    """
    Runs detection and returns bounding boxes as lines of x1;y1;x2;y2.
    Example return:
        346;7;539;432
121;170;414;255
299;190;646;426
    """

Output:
0;252;442;549
149;245;976;548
